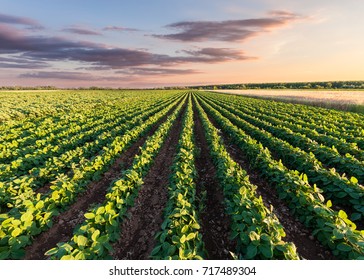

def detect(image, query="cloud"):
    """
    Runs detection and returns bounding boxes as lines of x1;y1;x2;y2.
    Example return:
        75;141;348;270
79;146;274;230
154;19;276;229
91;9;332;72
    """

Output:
0;13;43;29
19;68;200;83
103;25;139;32
154;10;302;42
20;71;90;80
44;48;172;68
19;71;120;81
0;24;100;53
268;10;300;18
180;48;256;63
0;56;49;68
0;24;252;69
32;47;251;68
62;26;102;36
116;67;200;76
81;47;254;68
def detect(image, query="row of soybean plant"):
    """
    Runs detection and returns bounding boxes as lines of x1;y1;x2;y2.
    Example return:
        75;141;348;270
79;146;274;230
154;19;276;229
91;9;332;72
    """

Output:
193;95;299;260
150;95;205;260
205;91;364;149
44;94;187;259
0;93;181;210
196;92;364;259
0;91;180;167
0;92;187;259
207;92;364;161
201;92;364;183
199;94;364;221
151;94;298;260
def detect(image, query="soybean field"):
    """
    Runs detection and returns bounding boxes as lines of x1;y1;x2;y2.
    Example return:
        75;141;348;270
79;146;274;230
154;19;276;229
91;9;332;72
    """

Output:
0;90;364;260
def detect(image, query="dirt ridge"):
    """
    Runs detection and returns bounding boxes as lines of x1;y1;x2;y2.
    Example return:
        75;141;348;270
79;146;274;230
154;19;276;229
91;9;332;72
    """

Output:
192;100;236;259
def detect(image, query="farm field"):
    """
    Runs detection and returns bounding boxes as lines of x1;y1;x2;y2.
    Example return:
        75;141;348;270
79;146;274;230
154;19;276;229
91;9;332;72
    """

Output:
212;89;364;113
0;90;364;260
211;89;364;105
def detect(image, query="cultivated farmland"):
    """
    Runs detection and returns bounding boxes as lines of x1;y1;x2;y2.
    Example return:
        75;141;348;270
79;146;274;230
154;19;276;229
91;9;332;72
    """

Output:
211;89;364;105
0;90;364;260
212;89;364;113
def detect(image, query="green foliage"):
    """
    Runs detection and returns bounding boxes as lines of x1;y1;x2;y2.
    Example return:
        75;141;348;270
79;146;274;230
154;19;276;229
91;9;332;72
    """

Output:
45;94;187;260
195;96;299;260
1;89;364;260
200;94;364;219
196;91;364;259
151;97;205;260
0;91;186;259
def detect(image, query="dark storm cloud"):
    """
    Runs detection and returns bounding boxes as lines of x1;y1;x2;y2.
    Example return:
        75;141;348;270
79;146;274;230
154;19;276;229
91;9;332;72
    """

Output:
154;10;301;42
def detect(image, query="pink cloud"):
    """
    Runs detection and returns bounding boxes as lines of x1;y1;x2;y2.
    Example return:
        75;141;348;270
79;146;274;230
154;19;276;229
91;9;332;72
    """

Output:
154;10;303;42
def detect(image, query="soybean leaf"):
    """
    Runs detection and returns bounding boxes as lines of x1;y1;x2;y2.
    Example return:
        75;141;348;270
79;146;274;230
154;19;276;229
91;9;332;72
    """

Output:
246;244;257;259
76;236;88;247
84;213;95;219
336;243;352;252
260;244;273;258
45;247;58;256
91;230;100;242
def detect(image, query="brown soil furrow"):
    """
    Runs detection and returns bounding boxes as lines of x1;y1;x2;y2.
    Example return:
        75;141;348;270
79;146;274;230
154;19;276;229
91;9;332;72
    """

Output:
36;182;53;195
24;103;179;260
199;97;334;260
110;104;186;260
192;101;235;259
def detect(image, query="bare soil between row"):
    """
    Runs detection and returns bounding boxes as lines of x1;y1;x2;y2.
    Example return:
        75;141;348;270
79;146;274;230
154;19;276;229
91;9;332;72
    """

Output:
192;101;236;259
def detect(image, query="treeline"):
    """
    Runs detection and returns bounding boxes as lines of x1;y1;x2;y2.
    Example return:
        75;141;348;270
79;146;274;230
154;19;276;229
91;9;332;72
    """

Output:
0;86;136;91
0;86;58;90
186;81;364;90
2;81;364;91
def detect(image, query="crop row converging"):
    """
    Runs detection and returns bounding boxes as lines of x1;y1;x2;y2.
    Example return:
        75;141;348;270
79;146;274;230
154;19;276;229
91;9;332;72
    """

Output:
0;90;363;260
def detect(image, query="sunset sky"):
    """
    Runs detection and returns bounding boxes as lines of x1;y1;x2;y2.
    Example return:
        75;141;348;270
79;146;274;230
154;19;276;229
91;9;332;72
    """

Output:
1;0;363;88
